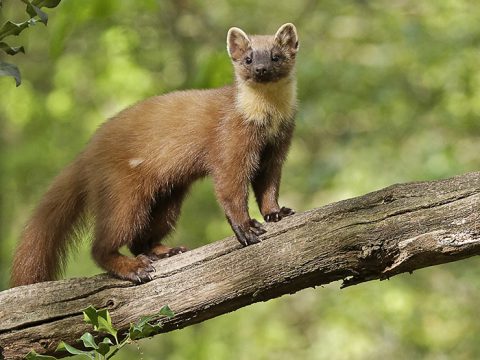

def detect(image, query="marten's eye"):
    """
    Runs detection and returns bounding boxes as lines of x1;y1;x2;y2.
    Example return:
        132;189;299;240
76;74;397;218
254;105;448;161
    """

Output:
245;56;252;65
271;54;280;62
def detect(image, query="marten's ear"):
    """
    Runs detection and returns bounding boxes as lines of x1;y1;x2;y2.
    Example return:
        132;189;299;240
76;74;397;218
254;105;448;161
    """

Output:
274;23;299;53
227;27;251;61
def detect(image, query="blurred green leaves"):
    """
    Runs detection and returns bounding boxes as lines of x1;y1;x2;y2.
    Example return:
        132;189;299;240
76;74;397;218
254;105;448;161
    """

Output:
2;1;480;359
0;0;61;86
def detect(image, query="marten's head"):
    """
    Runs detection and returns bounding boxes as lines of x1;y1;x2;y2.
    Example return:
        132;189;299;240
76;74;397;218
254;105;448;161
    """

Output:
227;23;299;84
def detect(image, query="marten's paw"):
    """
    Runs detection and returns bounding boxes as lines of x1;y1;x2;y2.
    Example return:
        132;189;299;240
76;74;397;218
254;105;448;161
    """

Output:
264;207;295;222
249;218;267;235
232;219;266;246
147;244;188;260
118;255;156;284
168;246;188;256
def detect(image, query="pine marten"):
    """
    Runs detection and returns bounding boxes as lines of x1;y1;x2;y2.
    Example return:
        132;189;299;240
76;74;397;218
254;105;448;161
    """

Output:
11;23;299;286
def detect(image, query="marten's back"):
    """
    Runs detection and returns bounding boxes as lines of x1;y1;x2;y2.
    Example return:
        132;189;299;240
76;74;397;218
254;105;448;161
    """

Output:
81;86;236;185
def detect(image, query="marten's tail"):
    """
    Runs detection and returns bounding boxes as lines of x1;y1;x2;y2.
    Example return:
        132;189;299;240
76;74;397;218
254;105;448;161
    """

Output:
10;161;86;287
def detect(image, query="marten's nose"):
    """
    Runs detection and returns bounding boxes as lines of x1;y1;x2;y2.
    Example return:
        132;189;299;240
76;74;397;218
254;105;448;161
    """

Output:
255;65;267;75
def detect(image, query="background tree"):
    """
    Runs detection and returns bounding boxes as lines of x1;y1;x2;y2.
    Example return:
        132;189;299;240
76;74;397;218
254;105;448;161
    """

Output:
1;0;479;359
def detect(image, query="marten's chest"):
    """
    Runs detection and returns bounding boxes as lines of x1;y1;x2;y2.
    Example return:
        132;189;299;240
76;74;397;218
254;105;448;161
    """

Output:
235;80;296;138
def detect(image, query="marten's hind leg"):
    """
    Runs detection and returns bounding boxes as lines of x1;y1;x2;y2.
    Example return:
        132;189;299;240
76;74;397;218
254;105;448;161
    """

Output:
92;188;155;283
129;186;189;260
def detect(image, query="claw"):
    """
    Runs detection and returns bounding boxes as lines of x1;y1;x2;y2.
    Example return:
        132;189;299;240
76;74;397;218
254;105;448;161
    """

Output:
137;254;153;264
250;218;263;228
146;245;189;261
249;218;267;235
231;223;261;246
145;264;155;273
264;213;279;222
251;227;265;236
264;207;295;223
280;207;295;216
169;246;188;256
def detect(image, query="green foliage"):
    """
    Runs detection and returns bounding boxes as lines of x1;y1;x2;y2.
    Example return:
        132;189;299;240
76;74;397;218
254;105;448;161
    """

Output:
0;0;61;85
129;306;174;341
82;306;118;344
25;351;57;360
25;305;174;359
1;1;480;359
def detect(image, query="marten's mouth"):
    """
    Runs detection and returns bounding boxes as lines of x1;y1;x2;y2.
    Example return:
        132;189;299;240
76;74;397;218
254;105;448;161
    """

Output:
252;74;277;83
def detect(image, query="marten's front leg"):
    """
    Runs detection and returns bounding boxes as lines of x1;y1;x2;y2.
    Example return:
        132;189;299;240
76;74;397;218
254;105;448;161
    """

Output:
252;125;295;223
213;138;266;246
214;177;266;246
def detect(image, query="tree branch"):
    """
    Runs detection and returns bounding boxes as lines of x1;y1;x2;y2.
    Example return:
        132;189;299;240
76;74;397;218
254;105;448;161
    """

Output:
1;172;479;359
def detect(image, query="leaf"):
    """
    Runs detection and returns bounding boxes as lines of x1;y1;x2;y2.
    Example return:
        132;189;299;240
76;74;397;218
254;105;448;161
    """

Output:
129;322;162;340
128;325;142;341
0;19;37;40
141;323;161;337
32;0;62;8
56;342;94;359
159;305;175;318
0;61;21;86
82;306;118;339
83;305;99;327
128;306;174;340
80;332;98;349
97;338;114;356
97;308;118;338
136;305;174;327
25;350;59;360
136;315;155;328
0;42;25;55
26;3;48;25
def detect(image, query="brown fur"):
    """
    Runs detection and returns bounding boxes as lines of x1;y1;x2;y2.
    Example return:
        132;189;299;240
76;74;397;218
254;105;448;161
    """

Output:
10;23;299;286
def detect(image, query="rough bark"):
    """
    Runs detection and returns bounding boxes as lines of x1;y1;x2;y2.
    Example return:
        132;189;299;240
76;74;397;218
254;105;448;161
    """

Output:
1;172;479;359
